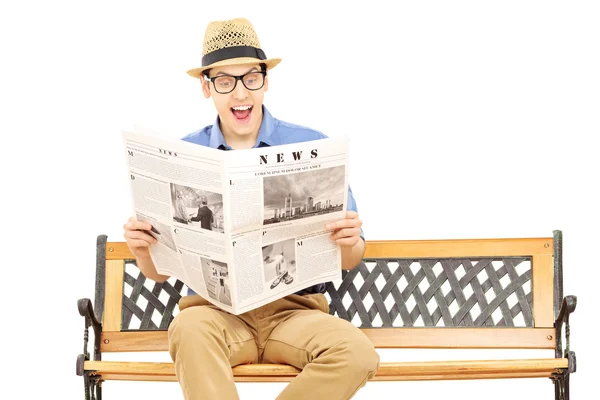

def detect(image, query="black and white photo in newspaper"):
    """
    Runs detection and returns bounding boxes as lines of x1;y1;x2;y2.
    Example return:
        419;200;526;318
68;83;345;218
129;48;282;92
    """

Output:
179;248;234;313
263;166;345;225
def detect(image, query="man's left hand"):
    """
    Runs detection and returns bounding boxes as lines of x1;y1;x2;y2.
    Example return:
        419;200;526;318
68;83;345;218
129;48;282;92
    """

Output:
326;211;363;247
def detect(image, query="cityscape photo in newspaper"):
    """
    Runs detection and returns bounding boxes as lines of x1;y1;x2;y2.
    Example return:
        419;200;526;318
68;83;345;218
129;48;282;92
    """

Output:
263;166;346;225
123;130;349;314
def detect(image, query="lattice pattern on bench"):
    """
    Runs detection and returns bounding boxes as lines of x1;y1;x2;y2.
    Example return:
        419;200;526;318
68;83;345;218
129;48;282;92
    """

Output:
120;257;532;331
327;258;532;328
122;261;185;330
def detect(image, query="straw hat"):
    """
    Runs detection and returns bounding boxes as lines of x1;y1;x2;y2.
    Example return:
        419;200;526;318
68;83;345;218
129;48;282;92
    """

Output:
187;18;281;79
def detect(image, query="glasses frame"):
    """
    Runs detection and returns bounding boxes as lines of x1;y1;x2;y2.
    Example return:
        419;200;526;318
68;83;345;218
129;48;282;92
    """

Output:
205;70;267;94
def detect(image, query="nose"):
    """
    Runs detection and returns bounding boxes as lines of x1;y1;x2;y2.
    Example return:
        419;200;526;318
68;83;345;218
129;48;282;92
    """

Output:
232;77;248;100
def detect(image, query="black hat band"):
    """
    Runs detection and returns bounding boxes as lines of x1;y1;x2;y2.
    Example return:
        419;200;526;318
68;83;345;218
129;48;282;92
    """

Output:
202;46;267;66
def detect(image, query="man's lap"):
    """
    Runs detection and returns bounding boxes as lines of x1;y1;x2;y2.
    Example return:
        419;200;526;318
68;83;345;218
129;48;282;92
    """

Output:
173;293;368;367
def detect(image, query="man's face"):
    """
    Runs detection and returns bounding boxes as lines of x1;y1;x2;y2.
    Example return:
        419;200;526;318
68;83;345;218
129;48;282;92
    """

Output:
202;63;268;140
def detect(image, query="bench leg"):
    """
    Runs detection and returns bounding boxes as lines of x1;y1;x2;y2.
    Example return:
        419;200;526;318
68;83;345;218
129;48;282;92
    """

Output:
553;373;570;400
83;372;102;400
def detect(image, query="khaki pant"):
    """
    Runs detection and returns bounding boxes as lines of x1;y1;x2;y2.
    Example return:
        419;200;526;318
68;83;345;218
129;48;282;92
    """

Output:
168;293;380;400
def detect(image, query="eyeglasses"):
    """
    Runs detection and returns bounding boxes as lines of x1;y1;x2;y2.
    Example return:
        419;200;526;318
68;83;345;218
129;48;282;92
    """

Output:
205;71;266;94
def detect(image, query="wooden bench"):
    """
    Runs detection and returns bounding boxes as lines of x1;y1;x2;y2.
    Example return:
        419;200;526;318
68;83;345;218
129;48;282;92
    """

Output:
76;230;577;399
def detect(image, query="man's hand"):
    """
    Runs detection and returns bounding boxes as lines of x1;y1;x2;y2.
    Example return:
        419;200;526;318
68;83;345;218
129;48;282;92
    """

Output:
123;216;157;259
326;211;363;247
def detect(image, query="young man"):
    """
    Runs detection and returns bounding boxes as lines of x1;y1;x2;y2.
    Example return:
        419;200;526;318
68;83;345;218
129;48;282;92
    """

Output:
122;17;379;400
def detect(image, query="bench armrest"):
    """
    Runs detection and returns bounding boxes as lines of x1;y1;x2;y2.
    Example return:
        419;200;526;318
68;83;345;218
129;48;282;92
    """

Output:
78;298;102;330
556;295;577;323
77;298;103;376
554;295;577;373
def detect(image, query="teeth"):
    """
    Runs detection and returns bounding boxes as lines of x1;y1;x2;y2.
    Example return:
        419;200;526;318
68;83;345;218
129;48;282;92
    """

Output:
232;105;252;111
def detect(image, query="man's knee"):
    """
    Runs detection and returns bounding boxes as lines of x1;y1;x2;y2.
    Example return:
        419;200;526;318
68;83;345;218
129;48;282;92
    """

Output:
168;306;221;348
318;322;380;380
344;333;380;378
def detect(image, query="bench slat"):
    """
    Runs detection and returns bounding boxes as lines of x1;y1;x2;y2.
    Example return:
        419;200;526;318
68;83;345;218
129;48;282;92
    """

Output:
97;372;554;382
532;254;555;327
103;260;124;331
85;359;567;383
105;237;554;261
363;238;553;258
100;328;557;352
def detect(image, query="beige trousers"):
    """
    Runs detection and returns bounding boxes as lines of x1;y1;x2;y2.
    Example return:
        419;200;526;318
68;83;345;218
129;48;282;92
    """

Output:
168;293;380;400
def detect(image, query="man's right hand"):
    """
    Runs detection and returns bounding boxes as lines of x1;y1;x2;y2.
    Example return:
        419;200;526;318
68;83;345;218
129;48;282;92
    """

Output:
123;216;157;258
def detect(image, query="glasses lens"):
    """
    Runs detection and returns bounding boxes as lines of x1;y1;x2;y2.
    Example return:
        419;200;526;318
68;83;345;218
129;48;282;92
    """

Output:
243;72;264;90
213;76;236;93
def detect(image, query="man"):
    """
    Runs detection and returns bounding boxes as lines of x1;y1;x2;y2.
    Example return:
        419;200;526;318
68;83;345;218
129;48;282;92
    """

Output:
123;17;379;400
191;195;214;230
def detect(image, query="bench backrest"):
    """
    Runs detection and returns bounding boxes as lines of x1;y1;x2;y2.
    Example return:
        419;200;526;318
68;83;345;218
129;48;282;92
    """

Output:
94;231;562;353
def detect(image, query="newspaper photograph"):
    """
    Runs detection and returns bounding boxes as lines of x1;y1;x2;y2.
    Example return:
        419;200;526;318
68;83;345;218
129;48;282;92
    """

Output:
122;129;348;314
263;166;346;225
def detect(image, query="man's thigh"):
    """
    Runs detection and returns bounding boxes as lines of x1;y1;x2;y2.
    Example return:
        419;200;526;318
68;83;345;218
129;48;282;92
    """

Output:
174;296;259;366
261;308;368;368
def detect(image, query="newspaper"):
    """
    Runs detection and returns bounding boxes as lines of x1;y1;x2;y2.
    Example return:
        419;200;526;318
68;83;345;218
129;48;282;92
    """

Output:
122;129;349;315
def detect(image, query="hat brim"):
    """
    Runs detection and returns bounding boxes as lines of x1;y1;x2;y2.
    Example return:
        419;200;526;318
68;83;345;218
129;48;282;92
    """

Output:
187;57;281;79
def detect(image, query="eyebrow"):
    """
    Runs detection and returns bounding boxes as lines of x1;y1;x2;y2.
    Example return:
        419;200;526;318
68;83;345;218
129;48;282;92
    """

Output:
213;67;260;77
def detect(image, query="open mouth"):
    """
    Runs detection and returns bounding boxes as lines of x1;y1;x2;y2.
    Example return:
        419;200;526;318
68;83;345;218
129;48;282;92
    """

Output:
231;105;253;123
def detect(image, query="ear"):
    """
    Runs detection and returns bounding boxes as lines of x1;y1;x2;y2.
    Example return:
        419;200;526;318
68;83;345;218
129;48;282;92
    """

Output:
263;74;269;92
201;78;211;98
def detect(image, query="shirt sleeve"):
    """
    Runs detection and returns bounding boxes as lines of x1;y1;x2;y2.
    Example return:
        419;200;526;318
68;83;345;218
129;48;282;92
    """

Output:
346;185;365;240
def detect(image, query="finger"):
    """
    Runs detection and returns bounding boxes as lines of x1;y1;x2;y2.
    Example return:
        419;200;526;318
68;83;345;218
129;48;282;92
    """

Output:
330;227;352;240
330;227;361;241
124;220;153;232
126;228;156;239
125;229;157;243
345;211;358;219
326;218;362;231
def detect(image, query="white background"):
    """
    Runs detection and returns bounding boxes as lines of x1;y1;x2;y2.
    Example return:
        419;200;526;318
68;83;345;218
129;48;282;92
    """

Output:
1;1;598;399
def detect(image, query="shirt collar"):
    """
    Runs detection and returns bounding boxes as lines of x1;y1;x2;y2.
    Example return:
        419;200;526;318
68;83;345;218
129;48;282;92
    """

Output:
208;106;276;150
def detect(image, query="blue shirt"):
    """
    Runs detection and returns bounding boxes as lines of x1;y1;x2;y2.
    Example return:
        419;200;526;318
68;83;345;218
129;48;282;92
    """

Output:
181;106;362;296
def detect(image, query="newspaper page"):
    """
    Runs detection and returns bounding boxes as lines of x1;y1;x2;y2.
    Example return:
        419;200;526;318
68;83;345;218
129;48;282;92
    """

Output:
224;139;347;313
122;130;347;314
